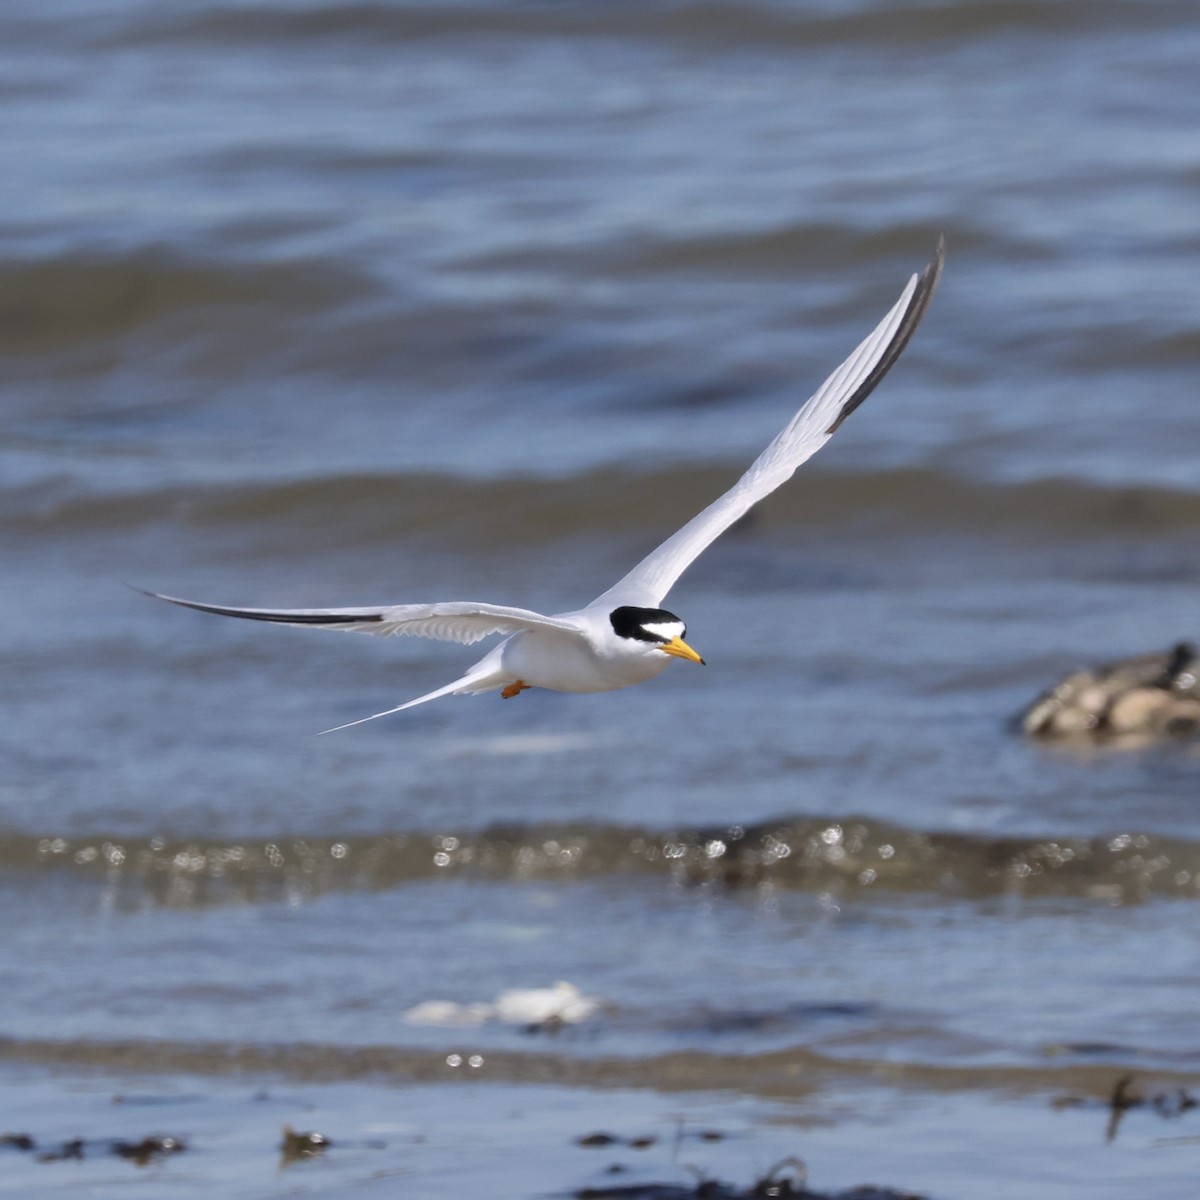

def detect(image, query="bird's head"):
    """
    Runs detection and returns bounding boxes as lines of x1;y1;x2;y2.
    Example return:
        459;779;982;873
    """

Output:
608;606;705;665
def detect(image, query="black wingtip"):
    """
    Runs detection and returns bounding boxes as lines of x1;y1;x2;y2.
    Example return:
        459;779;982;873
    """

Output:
824;236;945;435
136;587;381;625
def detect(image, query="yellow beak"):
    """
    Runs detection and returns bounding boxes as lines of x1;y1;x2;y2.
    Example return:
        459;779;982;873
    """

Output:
659;635;706;666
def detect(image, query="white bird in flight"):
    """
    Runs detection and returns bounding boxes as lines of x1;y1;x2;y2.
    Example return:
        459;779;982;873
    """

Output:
150;241;943;732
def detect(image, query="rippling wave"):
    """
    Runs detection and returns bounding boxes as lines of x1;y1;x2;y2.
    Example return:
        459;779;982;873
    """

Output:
92;0;1196;52
8;466;1200;549
5;817;1195;907
2;1029;1196;1096
7;0;1200;1191
0;250;374;356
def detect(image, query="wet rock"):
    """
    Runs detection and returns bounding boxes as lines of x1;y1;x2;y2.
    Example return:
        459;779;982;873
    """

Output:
578;1131;658;1149
1106;687;1175;734
280;1124;331;1162
28;1133;187;1165
1020;642;1200;742
113;1134;186;1165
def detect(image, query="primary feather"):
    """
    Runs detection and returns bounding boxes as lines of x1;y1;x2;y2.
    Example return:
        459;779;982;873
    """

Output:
145;593;582;645
591;238;943;609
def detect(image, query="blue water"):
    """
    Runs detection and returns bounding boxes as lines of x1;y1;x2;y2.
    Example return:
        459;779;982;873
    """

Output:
3;1;1200;1195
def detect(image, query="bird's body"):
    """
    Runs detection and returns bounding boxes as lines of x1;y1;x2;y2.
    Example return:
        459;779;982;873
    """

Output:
491;619;669;695
149;242;943;731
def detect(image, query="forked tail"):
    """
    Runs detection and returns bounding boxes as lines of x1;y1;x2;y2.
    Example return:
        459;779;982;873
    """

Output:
318;664;507;734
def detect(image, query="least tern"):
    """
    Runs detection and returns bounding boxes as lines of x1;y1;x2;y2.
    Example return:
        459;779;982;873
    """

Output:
150;241;942;732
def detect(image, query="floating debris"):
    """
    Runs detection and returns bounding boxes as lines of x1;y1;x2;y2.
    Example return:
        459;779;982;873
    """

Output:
405;981;605;1032
747;1156;807;1198
0;1133;35;1151
402;999;495;1028
495;982;605;1030
573;1185;923;1199
1021;642;1200;742
573;1156;923;1199
1053;1072;1198;1141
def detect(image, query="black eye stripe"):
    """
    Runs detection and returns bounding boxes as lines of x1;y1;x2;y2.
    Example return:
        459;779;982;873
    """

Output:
609;606;685;644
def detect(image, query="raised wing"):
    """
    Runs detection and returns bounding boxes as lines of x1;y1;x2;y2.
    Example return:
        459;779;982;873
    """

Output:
146;591;581;645
591;239;943;610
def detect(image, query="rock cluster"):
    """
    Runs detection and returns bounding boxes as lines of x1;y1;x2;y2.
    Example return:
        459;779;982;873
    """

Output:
1021;642;1200;740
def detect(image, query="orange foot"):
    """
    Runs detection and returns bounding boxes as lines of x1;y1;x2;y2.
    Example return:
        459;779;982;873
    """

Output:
501;680;531;700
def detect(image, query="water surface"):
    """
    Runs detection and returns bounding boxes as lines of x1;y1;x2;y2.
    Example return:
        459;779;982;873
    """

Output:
3;0;1200;1195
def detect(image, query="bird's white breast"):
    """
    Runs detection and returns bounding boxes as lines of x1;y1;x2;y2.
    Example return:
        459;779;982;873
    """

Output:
499;628;671;694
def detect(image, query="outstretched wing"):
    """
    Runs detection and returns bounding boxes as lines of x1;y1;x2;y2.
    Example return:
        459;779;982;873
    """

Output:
145;591;581;645
591;239;943;610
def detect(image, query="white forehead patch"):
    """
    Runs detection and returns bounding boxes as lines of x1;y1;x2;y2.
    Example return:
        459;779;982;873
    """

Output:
640;620;684;642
